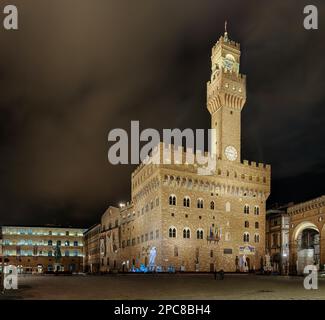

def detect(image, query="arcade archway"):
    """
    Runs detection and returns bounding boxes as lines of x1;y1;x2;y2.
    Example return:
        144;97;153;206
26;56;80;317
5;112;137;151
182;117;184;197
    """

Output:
292;222;320;274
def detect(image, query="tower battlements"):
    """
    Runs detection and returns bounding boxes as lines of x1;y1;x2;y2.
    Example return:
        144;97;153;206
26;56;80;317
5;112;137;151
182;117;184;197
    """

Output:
212;35;241;53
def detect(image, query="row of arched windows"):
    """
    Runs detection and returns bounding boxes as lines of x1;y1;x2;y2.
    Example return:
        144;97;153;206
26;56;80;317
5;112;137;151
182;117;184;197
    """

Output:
169;227;260;243
169;227;205;240
169;195;215;210
244;221;259;229
244;205;260;215
169;195;260;215
243;233;260;243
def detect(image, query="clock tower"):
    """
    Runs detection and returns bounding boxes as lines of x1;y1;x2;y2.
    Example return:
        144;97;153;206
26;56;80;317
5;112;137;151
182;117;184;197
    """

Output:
207;23;246;162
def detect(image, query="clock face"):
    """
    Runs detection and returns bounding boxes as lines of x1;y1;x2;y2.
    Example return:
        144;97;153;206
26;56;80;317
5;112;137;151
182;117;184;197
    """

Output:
225;146;238;161
223;59;233;71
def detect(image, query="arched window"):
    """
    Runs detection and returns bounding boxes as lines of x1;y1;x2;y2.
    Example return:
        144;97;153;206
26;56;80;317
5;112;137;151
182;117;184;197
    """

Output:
245;221;249;228
210;201;215;210
254;234;260;243
196;229;204;240
244;204;250;214
254;206;260;215
243;233;250;243
197;199;204;209
225;202;231;212
255;222;259;229
169;195;176;206
225;232;231;241
183;196;190;208
183;228;191;239
169;227;176;238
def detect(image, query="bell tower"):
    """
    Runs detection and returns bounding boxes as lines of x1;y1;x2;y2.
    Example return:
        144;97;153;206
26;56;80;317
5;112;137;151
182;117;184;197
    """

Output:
207;22;246;162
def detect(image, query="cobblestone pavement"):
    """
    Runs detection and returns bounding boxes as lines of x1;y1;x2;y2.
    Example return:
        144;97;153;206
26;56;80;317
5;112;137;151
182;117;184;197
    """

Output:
0;274;324;300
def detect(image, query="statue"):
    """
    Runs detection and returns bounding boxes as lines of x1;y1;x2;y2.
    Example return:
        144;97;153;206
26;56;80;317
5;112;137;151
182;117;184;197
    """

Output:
53;242;62;272
264;253;272;273
149;247;157;271
3;265;18;290
235;256;240;272
242;255;248;273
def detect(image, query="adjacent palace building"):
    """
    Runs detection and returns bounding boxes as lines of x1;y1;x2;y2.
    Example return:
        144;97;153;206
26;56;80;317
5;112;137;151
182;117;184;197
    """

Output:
1;30;323;275
0;226;85;273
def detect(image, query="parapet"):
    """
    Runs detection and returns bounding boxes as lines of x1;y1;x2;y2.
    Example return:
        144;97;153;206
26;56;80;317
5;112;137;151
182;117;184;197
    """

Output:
242;160;271;171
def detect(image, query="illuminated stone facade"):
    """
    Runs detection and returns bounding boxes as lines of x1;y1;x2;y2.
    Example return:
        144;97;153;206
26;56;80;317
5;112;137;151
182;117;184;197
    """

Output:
100;30;271;273
84;224;101;273
288;195;325;274
265;208;290;274
0;226;85;273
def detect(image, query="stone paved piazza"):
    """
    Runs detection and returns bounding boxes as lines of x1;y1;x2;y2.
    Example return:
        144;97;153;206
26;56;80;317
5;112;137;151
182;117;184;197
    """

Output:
1;274;324;300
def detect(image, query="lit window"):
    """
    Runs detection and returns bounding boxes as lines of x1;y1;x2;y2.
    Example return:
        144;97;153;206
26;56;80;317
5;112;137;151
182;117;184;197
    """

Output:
183;228;191;239
196;229;204;240
169;195;176;206
183;196;191;208
169;227;176;238
254;234;260;243
254;206;260;215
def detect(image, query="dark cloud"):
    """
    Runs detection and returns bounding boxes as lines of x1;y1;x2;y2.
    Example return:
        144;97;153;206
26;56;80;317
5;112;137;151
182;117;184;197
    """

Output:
0;0;324;226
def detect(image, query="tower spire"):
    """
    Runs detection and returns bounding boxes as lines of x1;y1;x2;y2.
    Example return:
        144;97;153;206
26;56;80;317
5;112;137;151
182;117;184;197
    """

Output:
224;20;229;41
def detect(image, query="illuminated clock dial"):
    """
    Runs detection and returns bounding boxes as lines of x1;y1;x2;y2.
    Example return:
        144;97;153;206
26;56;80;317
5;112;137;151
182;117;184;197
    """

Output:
223;59;234;71
225;146;238;161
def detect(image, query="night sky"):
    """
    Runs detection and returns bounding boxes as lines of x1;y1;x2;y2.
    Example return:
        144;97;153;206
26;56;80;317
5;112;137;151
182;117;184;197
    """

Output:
0;0;324;227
